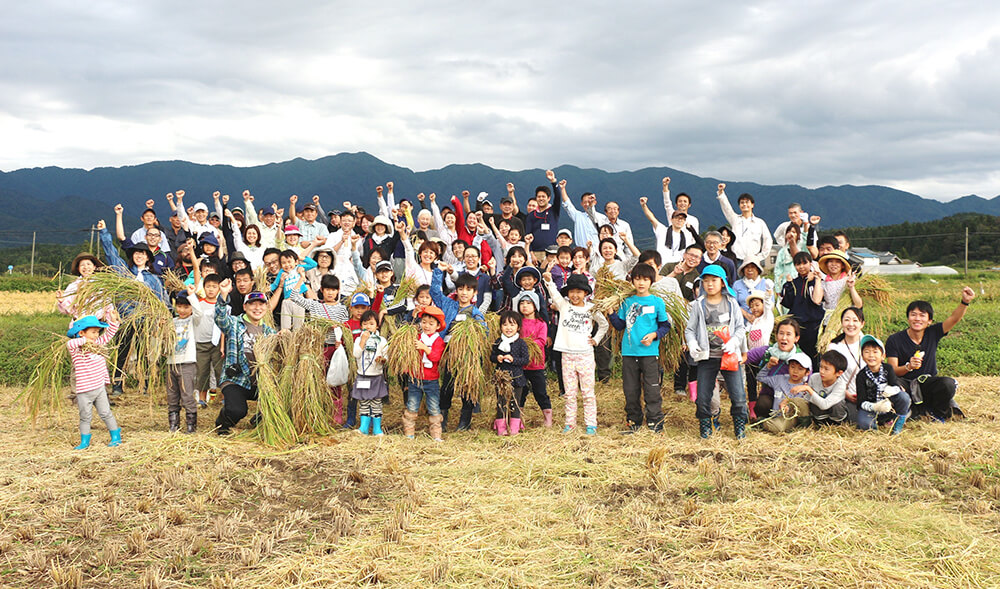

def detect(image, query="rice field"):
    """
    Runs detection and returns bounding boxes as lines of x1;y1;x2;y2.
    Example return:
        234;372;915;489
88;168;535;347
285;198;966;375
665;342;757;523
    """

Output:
0;291;57;315
2;376;1000;588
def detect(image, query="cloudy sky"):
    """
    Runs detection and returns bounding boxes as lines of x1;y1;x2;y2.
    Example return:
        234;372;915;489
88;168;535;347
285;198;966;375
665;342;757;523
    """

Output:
2;1;998;200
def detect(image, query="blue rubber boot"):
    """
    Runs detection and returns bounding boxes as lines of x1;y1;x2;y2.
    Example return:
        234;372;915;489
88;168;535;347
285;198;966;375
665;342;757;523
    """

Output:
357;415;371;435
890;415;906;435
107;429;122;447
371;417;384;437
73;433;92;450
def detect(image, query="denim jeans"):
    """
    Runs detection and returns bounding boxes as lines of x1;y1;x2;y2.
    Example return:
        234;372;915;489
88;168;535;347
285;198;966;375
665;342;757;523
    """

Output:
695;358;748;421
857;393;910;430
407;379;441;415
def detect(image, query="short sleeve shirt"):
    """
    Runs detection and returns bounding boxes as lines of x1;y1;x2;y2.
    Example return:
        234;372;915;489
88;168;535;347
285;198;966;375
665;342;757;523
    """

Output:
885;323;945;379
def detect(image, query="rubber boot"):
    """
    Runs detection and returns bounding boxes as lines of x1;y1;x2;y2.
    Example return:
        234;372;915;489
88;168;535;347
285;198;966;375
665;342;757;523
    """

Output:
111;383;124;398
542;408;553;428
371;417;384;436
494;418;509;436
456;403;473;431
699;418;713;439
168;411;180;433
185;411;197;434
734;415;747;440
73;433;92;450
345;399;357;428
508;418;523;435
428;414;444;442
748;400;758;421
440;408;449;433
402;410;417;439
108;429;122;447
687;381;697;402
357;415;372;435
890;415;906;435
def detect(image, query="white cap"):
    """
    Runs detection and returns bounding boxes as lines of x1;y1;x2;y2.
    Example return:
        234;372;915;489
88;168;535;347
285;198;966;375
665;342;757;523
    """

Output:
787;352;812;370
192;202;209;213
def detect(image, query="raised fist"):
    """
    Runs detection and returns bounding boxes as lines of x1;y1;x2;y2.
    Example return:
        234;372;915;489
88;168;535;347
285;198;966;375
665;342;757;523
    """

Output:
221;194;230;204
243;190;250;198
662;177;670;189
145;199;155;209
376;186;384;195
213;191;221;198
639;197;648;207
558;179;567;189
166;192;174;201
506;182;515;193
114;204;123;214
717;183;726;194
245;194;254;203
175;190;185;198
289;194;298;205
428;193;436;202
545;170;556;183
462;190;470;198
312;194;320;204
417;192;425;201
386;181;394;191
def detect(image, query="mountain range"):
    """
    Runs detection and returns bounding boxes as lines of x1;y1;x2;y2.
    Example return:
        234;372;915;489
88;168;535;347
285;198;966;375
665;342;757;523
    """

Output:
2;152;998;247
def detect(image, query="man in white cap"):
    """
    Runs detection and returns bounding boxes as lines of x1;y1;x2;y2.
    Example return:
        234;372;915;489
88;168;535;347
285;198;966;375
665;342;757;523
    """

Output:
288;194;329;247
176;191;220;242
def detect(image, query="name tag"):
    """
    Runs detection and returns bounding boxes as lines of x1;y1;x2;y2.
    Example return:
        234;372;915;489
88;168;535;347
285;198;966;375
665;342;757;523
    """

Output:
541;223;550;231
685;281;694;289
641;305;655;315
358;379;371;389
455;314;467;322
719;313;730;322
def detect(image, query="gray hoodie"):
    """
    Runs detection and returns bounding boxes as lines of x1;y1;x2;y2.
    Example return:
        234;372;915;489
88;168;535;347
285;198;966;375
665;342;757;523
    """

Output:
684;295;746;361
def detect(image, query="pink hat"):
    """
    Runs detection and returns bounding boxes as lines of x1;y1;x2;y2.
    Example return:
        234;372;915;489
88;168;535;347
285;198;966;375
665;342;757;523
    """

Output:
284;225;301;236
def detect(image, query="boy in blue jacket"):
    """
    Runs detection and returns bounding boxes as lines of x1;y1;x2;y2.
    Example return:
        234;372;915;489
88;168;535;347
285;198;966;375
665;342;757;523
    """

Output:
431;263;487;431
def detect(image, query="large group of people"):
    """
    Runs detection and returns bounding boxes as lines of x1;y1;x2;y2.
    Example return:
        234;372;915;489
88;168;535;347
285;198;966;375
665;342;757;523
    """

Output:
56;172;976;447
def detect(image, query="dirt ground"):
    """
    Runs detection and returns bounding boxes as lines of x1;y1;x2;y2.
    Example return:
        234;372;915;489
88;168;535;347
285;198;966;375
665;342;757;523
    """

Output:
2;376;1000;587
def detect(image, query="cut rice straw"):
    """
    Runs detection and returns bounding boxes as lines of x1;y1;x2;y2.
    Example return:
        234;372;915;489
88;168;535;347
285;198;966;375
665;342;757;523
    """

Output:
17;336;71;426
440;318;491;403
386;323;423;381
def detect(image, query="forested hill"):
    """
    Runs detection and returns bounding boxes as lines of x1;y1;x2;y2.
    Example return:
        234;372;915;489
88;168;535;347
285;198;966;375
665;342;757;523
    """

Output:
2;152;999;246
839;213;1000;265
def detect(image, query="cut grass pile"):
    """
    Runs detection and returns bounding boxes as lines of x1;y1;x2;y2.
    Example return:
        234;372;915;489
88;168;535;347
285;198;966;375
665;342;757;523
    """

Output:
1;376;1000;587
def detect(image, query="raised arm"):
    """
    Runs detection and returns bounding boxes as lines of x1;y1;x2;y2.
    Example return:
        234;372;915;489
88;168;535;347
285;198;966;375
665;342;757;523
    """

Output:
288;194;299;224
661;177;675;219
507;183;519;215
114;204;127;242
639;197;660;229
942;286;976;334
98;221;127;270
716;183;739;226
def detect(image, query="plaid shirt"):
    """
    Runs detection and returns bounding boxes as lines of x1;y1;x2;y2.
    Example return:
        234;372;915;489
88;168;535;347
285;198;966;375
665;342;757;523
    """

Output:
214;296;275;390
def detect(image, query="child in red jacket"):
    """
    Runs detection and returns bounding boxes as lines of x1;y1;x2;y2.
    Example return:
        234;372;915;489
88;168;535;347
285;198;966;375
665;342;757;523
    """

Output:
402;306;447;441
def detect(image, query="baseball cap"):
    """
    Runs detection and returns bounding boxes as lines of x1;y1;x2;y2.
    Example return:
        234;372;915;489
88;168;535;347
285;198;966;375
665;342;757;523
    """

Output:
192;202;209;213
787;352;813;370
375;260;393;273
245;291;268;304
350;293;372;307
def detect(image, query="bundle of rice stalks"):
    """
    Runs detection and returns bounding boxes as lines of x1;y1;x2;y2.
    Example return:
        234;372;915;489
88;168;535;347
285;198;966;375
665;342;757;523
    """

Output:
440;319;491;403
484;312;501;339
161;270;187;294
287;325;338;438
379;314;399;339
386;323;423;380
72;269;176;394
243;331;297;447
818;274;896;352
592;268;636;315
253;266;271;293
352;280;375;301
393;275;419;305
494;369;515;419
524;336;544;366
657;292;690;374
17;337;71;426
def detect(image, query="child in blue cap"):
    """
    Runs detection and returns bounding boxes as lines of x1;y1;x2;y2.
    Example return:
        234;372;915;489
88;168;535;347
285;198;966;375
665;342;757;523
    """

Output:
684;264;749;439
66;309;123;449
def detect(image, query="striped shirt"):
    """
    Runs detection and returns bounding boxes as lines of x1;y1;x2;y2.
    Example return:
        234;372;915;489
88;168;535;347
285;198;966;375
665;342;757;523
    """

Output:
68;320;120;392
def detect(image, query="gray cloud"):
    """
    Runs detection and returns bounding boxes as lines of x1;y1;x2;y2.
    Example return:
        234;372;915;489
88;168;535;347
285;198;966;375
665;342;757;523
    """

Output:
1;0;999;200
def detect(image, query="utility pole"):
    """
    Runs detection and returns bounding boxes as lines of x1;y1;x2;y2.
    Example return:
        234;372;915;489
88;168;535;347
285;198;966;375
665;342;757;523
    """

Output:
30;231;36;276
964;227;969;276
90;225;96;254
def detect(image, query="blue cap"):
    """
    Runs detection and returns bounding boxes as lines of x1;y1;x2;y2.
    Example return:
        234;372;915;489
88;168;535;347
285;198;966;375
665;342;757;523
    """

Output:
860;334;884;351
350;293;371;307
68;315;109;338
199;233;219;247
700;264;735;297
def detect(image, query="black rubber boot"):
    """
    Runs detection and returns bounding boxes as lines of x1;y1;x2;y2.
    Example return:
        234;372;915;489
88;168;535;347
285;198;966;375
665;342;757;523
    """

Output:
699;418;713;439
440;408;449;433
456;403;474;431
168;411;180;433
185;411;197;434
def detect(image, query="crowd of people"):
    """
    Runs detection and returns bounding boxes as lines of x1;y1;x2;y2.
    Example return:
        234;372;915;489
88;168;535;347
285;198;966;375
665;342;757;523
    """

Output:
55;172;977;448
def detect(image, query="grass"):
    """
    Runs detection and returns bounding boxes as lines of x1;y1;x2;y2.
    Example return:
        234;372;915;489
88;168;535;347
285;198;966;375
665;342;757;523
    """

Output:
2;378;1000;587
0;291;58;315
